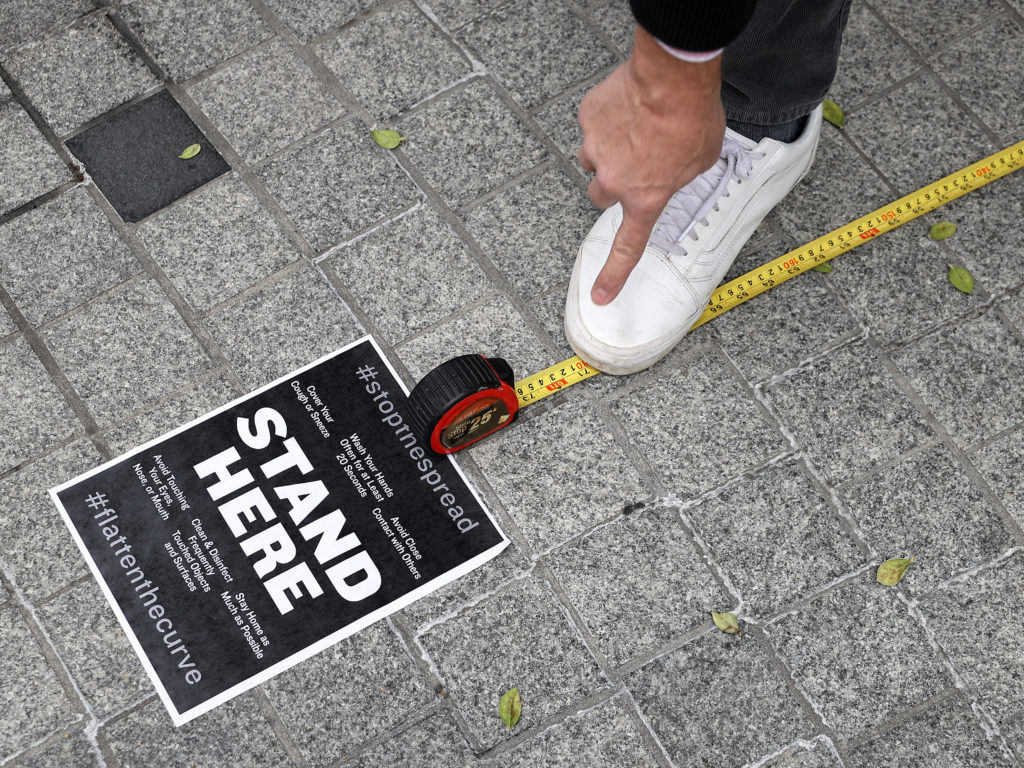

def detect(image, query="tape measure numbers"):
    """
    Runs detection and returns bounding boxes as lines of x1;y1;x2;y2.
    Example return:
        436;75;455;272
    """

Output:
407;139;1024;453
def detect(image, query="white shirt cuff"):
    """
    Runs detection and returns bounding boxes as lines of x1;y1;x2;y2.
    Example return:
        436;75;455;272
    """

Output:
654;39;724;63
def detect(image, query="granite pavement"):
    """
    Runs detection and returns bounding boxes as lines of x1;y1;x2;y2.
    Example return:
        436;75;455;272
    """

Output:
2;0;1023;765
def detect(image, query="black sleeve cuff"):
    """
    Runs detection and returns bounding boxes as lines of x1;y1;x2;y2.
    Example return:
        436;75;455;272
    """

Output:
629;0;757;52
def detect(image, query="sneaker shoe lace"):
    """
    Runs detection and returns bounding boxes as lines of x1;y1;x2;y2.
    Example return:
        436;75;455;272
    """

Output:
648;135;763;258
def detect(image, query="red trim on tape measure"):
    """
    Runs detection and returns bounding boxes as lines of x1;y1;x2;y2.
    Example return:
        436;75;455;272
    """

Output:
429;379;520;454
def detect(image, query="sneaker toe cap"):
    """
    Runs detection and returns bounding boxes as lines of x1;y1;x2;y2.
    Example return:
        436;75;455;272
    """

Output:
574;230;702;350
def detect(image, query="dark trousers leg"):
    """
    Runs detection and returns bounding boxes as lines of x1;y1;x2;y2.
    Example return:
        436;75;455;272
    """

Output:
722;0;853;135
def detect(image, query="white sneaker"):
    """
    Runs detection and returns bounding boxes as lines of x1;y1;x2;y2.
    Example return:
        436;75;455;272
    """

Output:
565;104;824;375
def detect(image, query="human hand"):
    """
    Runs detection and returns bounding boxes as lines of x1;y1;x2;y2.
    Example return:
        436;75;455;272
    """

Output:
578;26;725;304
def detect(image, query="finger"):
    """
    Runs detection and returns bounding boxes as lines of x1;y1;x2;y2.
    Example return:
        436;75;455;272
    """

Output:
590;206;659;305
586;176;618;210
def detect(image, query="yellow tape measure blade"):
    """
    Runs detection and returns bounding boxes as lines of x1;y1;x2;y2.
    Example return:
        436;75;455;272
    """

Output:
513;356;600;407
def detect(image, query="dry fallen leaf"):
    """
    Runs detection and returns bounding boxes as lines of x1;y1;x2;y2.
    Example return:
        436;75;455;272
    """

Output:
499;687;522;730
822;99;845;129
877;556;914;586
947;265;974;294
711;611;742;636
372;129;405;149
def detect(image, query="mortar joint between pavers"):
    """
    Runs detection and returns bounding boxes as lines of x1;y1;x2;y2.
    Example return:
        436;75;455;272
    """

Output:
532;560;618;680
743;734;847;768
412;563;538;638
250;687;318;767
861;3;1007;148
618;685;680;768
0;552;107;766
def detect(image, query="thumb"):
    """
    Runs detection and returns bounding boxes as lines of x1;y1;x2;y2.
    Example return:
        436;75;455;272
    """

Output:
590;205;659;305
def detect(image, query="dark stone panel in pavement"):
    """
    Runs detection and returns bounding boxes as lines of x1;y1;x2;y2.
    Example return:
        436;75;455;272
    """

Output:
65;90;229;222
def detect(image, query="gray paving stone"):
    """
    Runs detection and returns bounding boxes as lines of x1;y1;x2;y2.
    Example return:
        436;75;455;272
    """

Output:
0;337;78;473
397;79;547;208
611;346;787;497
627;631;811;766
325;206;490;346
547;506;727;667
204;266;363;388
136;174;300;313
37;580;151;717
842;444;1012;596
772;125;891;247
972;426;1024;528
933;17;1024;144
588;0;634;56
395;292;552;382
1;310;16;337
891;311;1024;448
713;253;859;382
42;278;213;426
530;286;579;358
417;575;607;748
399;538;530;631
0;101;69;214
533;81;588;177
473;398;646;552
188;40;343;163
827;1;917;110
0;607;78;757
317;1;470;121
262;0;381;43
769;343;933;485
102;374;238;455
464;165;593;298
1004;292;1024;330
266;621;434;763
119;0;273;82
14;728;100;768
846;694;1012;767
0;439;98;602
845;73;994;192
256;121;421;252
694;460;865;618
458;0;615;110
766;575;953;740
868;0;1002;56
933;168;1024;292
1005;715;1024;763
102;694;292;766
355;708;479;768
0;0;93;53
919;554;1024;720
425;0;511;31
502;693;661;768
0;76;9;100
4;14;158;136
826;218;983;345
0;187;138;325
764;740;842;768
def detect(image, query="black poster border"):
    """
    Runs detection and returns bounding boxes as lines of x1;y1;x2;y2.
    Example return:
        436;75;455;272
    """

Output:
48;336;508;726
